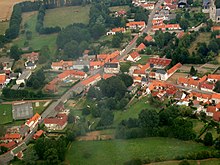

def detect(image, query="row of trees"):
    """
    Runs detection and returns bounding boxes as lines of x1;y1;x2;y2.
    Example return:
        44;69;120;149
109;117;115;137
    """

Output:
26;69;46;89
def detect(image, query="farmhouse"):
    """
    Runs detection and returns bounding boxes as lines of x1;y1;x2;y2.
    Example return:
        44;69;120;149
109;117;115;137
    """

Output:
44;114;68;131
16;70;32;85
12;102;33;120
104;62;120;74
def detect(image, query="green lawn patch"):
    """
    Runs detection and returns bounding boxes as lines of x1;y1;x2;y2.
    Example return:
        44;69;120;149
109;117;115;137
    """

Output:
33;102;46;115
109;5;130;12
0;22;9;35
0;104;13;124
136;55;150;65
66;137;214;165
44;5;91;28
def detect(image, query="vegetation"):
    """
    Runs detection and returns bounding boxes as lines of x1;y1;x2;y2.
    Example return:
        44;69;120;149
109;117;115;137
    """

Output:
66;138;214;165
0;104;13;124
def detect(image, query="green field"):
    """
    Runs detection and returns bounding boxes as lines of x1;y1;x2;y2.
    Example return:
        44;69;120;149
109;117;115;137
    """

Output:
44;5;90;28
33;102;47;114
66;137;213;165
0;22;9;35
0;104;13;124
109;5;130;12
151;159;220;165
11;11;57;53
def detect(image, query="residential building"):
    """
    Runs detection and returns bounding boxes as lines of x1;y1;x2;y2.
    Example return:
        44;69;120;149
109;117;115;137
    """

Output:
127;52;141;62
104;62;120;74
44;114;68;130
2;133;22;143
136;43;146;52
51;60;74;70
16;70;32;85
90;61;104;70
126;21;146;30
0;73;7;88
57;70;87;81
144;34;153;42
22;52;39;63
81;74;102;87
25;61;36;70
0;57;14;71
106;27;126;35
148;58;172;69
33;130;44;140
155;69;168;81
25;113;41;131
72;60;90;70
209;0;220;22
207;74;220;83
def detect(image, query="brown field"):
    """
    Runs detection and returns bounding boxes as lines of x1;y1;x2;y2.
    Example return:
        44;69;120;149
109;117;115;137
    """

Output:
76;131;114;141
0;0;34;21
166;72;188;84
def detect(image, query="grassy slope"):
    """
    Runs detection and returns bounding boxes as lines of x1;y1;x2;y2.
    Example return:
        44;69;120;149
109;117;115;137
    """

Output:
151;159;220;165
0;104;13;124
109;5;130;12
0;22;9;35
44;5;90;27
66;137;213;165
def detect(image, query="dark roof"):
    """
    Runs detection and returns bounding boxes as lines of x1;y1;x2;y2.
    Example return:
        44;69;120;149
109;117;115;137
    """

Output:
217;9;220;17
156;69;167;74
203;0;209;6
178;0;187;3
27;61;35;67
104;63;119;68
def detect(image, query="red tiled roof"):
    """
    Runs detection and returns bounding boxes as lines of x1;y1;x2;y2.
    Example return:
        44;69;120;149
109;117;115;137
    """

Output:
136;43;146;51
207;106;216;113
167;63;182;75
213;111;220;121
0;74;6;84
126;21;145;27
216;103;220;109
0;141;16;149
44;114;67;126
212;93;220;99
212;26;220;31
144;35;153;42
34;130;44;138
81;74;101;86
112;27;125;33
57;70;86;79
201;83;214;90
26;113;41;126
52;60;73;67
130;52;140;59
149;58;171;67
102;74;115;80
207;74;220;80
90;61;104;67
5;133;21;139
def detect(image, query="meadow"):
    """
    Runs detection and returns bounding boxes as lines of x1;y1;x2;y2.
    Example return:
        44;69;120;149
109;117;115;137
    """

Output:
66;137;214;165
0;104;13;124
0;22;9;35
44;5;91;27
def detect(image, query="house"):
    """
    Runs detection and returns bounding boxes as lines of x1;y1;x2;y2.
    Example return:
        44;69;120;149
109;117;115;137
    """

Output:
0;73;7;88
25;61;36;70
33;130;44;140
12;102;33;120
140;3;155;10
0;57;14;71
44;78;59;93
178;0;187;8
206;106;217;117
167;63;182;76
57;70;87;81
144;34;153;42
212;26;220;31
72;60;90;70
127;52;141;62
200;83;215;92
81;74;102;87
207;74;220;83
3;133;22;143
115;10;126;17
0;141;16;150
22;52;39;63
16;70;32;85
44;114;68;130
148;58;172;69
25;113;41;131
209;0;220;23
136;43;146;52
104;62;120;74
155;69;168;81
212;93;220;104
106;27;126;35
102;74;115;80
133;76;142;83
213;111;220;121
126;21;146;30
51;60;74;70
90;61;104;70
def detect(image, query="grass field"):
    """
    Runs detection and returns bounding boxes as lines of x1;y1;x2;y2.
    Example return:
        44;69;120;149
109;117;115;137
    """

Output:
0;21;9;35
0;104;13;124
11;11;57;53
109;5;130;12
136;55;150;65
188;32;211;54
33;102;47;115
66;137;213;165
44;5;90;28
151;159;220;165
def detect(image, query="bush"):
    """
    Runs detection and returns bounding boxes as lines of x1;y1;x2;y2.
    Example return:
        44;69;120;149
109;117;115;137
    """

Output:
179;160;190;165
124;158;142;165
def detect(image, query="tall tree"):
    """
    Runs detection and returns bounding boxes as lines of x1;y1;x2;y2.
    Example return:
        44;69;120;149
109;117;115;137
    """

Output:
214;81;220;93
203;132;213;146
10;45;21;61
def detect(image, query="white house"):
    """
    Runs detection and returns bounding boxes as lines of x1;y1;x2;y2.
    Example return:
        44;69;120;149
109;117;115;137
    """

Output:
127;52;141;62
155;70;168;81
16;70;32;85
104;62;120;74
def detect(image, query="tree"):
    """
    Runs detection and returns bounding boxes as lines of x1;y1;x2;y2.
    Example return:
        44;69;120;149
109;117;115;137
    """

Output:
10;45;21;61
214;81;220;93
120;62;131;73
23;146;39;165
112;35;121;48
68;113;74;123
44;148;60;164
39;46;50;64
203;132;213;146
189;66;197;76
179;19;189;31
119;74;133;87
26;30;32;40
63;40;79;59
98;110;114;126
83;66;89;72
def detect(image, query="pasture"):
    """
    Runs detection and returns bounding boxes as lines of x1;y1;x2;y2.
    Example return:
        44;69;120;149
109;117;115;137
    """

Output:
66;137;213;165
0;104;13;124
0;22;9;35
44;5;91;27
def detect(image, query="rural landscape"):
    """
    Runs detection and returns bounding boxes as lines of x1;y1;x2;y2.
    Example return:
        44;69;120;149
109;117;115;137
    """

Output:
0;0;220;165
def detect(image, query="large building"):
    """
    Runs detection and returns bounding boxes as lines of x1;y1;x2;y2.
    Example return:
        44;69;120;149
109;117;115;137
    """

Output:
12;102;33;120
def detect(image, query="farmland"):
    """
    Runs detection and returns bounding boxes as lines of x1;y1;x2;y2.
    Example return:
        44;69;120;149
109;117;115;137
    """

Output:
66;137;213;165
0;22;9;35
44;5;91;27
0;104;13;124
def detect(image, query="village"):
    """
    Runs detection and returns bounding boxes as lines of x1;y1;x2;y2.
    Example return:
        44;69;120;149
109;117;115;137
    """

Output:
0;0;220;164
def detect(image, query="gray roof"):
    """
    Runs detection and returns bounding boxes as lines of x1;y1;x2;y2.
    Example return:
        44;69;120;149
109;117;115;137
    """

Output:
12;102;33;120
203;0;209;6
104;63;119;68
156;69;167;74
217;9;220;17
17;70;31;81
73;60;90;66
26;61;35;67
19;125;30;136
178;0;187;3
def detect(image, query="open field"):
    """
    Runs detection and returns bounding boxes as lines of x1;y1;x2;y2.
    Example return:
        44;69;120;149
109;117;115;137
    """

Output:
0;0;34;21
167;72;188;84
188;32;211;54
151;158;220;165
44;5;90;27
109;5;130;12
11;11;57;53
66;137;214;165
0;21;9;35
32;102;47;115
0;104;13;124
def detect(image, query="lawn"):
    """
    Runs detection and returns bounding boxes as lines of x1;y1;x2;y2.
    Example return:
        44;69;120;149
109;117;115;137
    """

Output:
151;159;220;165
32;102;47;115
188;32;211;54
65;137;214;165
136;55;150;65
113;97;155;126
109;5;130;12
0;104;13;124
44;5;91;28
0;21;8;35
11;11;57;53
